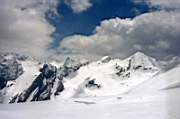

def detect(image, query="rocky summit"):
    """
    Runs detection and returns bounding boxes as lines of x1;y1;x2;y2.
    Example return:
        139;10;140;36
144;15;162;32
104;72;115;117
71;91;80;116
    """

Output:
10;64;64;103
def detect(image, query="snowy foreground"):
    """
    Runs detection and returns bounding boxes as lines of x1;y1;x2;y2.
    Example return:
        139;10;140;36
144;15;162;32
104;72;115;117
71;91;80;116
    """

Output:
0;87;180;119
1;66;180;119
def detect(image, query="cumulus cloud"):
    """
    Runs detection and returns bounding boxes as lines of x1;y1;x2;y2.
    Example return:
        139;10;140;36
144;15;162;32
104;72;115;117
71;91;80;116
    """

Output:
135;0;180;9
1;0;179;61
59;10;180;59
0;0;59;59
64;0;92;13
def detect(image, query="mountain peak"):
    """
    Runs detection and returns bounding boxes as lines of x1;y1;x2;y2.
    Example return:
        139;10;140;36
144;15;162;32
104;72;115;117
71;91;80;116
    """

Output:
126;52;158;68
132;52;148;58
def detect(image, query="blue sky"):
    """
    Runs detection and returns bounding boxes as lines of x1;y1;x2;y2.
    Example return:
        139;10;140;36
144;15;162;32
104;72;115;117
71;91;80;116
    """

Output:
0;0;180;60
49;0;150;48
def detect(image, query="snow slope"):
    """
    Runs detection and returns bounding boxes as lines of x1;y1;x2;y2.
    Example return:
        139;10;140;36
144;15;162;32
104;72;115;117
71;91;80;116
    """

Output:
59;52;159;98
130;63;180;94
0;77;179;119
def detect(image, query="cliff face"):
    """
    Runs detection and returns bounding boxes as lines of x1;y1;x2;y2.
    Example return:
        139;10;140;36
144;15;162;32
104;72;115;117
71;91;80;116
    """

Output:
0;53;23;89
10;64;64;103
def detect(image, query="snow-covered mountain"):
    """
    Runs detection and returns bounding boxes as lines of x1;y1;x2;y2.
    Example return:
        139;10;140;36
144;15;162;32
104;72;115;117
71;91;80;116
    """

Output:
0;53;89;103
1;52;180;119
60;52;160;98
0;53;40;103
0;52;179;104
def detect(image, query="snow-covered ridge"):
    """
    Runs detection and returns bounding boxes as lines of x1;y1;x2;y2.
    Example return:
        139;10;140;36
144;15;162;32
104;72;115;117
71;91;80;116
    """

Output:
60;52;160;98
0;52;179;104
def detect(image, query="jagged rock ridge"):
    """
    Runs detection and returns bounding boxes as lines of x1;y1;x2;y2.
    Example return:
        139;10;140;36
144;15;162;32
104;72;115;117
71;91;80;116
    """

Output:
10;64;64;103
1;52;178;103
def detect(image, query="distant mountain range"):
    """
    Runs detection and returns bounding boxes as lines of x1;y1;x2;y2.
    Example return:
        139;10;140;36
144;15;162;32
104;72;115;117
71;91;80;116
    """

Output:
0;52;180;103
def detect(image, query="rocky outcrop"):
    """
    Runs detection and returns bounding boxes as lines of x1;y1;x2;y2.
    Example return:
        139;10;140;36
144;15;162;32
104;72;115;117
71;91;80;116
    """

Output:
10;64;64;103
115;52;159;79
7;57;89;103
0;53;23;89
85;78;101;89
60;57;89;77
0;52;162;103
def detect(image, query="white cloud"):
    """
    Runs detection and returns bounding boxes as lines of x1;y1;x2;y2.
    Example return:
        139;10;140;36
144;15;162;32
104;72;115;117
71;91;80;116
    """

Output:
0;0;59;59
135;0;180;9
59;11;180;59
64;0;92;13
1;0;179;61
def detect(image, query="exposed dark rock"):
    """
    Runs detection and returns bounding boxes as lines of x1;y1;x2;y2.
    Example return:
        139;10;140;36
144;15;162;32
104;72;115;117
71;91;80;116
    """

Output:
54;77;64;96
0;53;23;89
10;64;64;103
60;57;89;77
127;59;132;70
8;57;88;103
85;78;101;89
133;65;142;70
